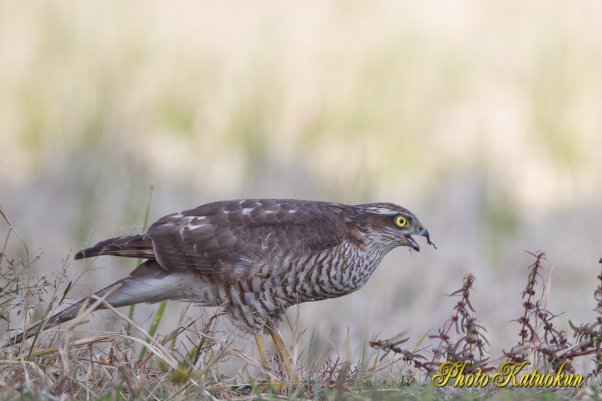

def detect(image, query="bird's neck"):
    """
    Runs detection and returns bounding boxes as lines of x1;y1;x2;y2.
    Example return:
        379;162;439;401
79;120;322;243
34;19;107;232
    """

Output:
340;241;391;291
363;243;392;274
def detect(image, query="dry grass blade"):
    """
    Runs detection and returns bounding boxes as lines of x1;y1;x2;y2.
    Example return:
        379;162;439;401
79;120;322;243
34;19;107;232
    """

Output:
94;298;181;371
27;335;116;358
118;362;141;400
0;202;31;269
333;361;350;401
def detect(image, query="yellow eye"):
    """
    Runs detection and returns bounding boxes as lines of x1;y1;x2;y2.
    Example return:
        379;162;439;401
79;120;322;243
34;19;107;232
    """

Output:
394;215;409;228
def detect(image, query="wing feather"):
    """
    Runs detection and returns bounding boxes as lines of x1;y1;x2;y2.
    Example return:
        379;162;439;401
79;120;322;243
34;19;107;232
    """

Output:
146;199;352;277
74;235;154;260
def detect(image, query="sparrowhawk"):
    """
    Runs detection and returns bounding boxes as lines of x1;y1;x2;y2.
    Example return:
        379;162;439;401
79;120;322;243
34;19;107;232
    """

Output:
6;199;434;380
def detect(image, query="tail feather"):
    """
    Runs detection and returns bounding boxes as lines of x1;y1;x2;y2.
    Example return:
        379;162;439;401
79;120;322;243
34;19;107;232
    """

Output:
3;260;171;348
5;286;118;347
74;235;154;260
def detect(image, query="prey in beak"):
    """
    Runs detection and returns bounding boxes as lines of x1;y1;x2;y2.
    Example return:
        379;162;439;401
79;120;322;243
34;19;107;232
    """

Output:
405;227;437;252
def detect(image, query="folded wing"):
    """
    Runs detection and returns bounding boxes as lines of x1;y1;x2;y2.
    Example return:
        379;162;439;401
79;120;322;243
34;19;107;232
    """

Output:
76;199;352;278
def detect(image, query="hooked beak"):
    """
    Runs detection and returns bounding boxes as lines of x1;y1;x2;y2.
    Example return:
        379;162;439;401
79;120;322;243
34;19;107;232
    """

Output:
405;235;421;252
405;227;436;252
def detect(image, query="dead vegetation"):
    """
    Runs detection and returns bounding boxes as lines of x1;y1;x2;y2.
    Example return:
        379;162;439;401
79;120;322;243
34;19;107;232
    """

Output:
2;204;602;400
370;251;602;387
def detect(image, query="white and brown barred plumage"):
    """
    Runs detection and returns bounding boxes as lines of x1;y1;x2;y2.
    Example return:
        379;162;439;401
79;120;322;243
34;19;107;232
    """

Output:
7;199;433;345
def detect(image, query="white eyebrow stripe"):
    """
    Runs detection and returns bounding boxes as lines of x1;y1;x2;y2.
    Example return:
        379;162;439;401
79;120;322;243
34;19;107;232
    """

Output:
362;206;397;215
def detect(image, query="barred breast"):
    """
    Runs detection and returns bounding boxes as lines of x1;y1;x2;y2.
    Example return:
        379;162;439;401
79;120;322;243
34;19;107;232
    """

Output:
212;240;387;332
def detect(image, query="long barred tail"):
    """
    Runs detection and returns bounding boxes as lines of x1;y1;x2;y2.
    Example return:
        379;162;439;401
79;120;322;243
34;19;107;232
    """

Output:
3;261;171;348
4;282;123;347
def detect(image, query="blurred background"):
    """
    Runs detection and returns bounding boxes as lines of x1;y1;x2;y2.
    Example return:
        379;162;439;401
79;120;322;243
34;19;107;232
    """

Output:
1;0;601;367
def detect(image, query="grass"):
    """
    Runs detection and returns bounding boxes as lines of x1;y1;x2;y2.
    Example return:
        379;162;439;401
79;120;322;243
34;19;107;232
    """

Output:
1;1;601;399
2;205;602;401
2;0;602;373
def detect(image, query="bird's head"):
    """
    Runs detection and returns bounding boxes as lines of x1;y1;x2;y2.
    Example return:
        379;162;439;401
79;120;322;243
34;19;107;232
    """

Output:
354;203;434;252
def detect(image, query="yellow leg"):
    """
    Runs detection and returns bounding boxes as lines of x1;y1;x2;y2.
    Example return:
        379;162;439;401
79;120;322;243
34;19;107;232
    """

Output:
254;333;270;371
269;327;297;383
254;328;300;389
254;333;283;391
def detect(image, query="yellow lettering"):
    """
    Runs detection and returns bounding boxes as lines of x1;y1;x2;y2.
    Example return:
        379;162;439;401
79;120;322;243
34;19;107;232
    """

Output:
431;359;583;388
518;373;530;387
432;361;463;387
533;370;545;387
544;374;553;387
492;361;529;387
452;361;471;387
566;374;583;388
475;369;490;387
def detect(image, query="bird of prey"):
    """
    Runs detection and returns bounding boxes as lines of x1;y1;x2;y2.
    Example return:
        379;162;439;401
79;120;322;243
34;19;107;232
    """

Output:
6;199;434;380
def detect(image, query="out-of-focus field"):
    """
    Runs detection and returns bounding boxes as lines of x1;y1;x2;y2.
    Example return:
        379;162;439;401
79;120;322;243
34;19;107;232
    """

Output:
1;0;602;365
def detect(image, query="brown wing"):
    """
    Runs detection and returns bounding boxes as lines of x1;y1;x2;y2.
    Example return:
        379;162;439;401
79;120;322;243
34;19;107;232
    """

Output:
146;199;352;277
74;234;155;260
